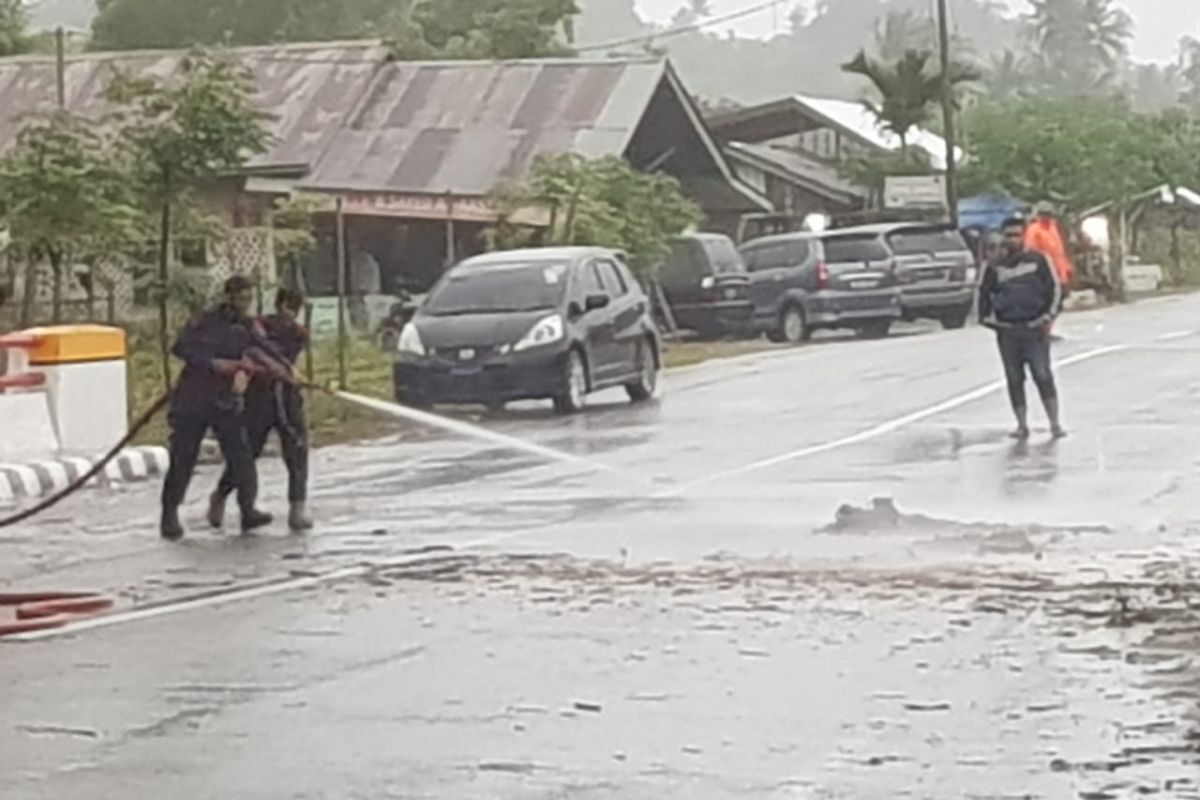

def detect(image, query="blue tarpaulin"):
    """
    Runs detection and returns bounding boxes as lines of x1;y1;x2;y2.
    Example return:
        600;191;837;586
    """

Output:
958;194;1022;232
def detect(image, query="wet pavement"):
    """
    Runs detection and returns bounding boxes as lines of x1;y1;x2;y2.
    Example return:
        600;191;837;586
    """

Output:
4;295;1200;798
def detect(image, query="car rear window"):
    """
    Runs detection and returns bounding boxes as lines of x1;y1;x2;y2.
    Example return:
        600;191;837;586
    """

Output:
701;237;747;275
887;228;969;256
742;239;808;271
424;261;568;316
822;235;890;263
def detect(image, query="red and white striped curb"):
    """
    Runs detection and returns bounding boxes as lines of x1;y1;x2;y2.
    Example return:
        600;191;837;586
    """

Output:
0;447;169;507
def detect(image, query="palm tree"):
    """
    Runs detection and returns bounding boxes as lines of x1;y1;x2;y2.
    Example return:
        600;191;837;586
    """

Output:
982;49;1032;101
1027;0;1133;96
843;48;980;151
1181;36;1200;108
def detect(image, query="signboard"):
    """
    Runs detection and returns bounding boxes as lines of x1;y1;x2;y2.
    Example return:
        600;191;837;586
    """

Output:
1124;263;1163;294
294;191;552;226
884;175;948;210
307;297;345;340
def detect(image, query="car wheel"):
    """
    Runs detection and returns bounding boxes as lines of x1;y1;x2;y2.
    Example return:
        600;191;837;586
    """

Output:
553;349;588;415
778;305;809;344
941;308;970;330
626;340;659;403
858;320;892;339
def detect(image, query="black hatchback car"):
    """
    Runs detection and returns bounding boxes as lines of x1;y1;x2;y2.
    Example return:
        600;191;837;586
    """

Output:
394;247;662;414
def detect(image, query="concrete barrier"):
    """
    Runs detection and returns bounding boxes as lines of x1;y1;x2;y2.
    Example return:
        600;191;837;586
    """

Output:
0;326;163;507
1124;263;1164;295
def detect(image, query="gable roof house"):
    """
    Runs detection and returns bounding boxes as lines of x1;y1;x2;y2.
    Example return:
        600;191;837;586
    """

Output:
708;94;961;235
0;41;768;315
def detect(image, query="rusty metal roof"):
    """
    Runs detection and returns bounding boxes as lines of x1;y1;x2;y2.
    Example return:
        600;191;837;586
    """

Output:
298;57;669;195
0;44;765;208
0;41;390;172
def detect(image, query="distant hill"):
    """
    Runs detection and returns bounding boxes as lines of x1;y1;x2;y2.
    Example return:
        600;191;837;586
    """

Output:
28;0;96;32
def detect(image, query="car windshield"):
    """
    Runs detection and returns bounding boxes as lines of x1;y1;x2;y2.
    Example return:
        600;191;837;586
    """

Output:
423;261;569;316
822;235;890;263
887;228;968;256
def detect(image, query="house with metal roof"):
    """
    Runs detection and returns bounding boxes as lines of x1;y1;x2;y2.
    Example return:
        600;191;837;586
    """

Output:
707;94;962;238
0;41;769;319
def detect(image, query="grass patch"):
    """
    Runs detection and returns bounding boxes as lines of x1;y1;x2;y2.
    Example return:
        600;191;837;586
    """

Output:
662;339;778;369
124;334;778;448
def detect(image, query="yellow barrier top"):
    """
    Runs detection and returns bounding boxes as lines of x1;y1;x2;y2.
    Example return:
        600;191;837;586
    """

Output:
22;325;127;365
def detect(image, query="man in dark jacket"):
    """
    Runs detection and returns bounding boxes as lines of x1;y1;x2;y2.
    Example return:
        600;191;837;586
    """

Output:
160;276;276;541
978;216;1066;441
209;288;313;532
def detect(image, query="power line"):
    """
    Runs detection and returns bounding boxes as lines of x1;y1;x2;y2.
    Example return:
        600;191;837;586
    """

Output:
575;0;789;54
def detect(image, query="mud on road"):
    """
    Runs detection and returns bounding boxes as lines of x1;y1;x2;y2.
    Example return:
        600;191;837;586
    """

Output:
336;531;1200;800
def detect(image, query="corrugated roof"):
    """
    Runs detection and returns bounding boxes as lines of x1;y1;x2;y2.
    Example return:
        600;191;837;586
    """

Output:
725;141;863;204
298;58;667;195
0;44;765;209
0;41;391;172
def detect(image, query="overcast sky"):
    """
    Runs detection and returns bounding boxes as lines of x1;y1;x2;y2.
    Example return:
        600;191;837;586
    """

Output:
635;0;1196;63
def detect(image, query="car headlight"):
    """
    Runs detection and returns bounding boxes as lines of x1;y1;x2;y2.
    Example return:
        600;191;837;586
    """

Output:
397;323;425;356
965;266;979;283
514;314;565;352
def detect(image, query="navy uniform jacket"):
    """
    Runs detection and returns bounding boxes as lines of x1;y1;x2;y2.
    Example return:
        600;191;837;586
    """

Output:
244;314;309;419
170;303;261;414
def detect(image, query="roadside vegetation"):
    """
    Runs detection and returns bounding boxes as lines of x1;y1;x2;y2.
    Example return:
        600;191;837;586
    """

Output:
125;330;780;448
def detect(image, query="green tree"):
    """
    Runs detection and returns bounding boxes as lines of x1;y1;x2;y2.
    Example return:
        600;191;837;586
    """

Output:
0;0;29;56
91;0;578;58
1181;36;1200;108
106;50;273;390
0;112;138;324
1026;0;1133;97
843;48;979;150
409;0;578;59
959;98;1200;210
492;154;702;281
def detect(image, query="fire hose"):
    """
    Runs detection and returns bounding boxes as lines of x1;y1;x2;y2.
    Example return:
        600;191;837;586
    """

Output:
0;390;173;529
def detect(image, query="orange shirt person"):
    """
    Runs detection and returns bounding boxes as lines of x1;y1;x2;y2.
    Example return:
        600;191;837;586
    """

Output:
1025;202;1074;289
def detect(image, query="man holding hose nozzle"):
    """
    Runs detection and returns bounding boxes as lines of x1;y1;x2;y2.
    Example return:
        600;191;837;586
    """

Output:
208;288;313;532
160;276;275;541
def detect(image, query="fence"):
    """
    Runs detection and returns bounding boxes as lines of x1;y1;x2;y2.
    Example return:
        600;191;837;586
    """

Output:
0;287;121;333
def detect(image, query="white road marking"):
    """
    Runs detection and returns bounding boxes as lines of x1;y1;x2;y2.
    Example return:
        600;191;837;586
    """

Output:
7;539;506;643
665;344;1131;496
9;327;1196;643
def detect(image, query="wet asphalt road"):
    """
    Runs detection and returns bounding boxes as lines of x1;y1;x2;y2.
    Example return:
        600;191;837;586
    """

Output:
4;295;1200;798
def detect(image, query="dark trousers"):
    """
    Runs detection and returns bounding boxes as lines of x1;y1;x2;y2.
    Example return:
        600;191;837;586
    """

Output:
162;405;258;515
996;327;1057;411
216;387;308;503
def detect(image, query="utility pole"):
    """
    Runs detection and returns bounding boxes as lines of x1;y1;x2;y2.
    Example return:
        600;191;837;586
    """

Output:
55;27;66;108
936;0;959;227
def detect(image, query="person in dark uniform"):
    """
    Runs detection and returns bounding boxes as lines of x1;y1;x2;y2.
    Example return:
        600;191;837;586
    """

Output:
208;288;313;532
978;216;1066;441
160;276;275;541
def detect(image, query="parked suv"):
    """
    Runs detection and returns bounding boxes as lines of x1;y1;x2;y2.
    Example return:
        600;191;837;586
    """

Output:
858;223;978;329
740;231;901;343
657;233;752;339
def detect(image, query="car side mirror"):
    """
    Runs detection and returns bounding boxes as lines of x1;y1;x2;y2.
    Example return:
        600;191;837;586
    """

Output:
585;293;611;312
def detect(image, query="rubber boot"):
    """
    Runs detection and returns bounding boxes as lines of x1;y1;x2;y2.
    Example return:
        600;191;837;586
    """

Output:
206;492;227;529
160;507;185;542
288;502;314;532
241;509;274;534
